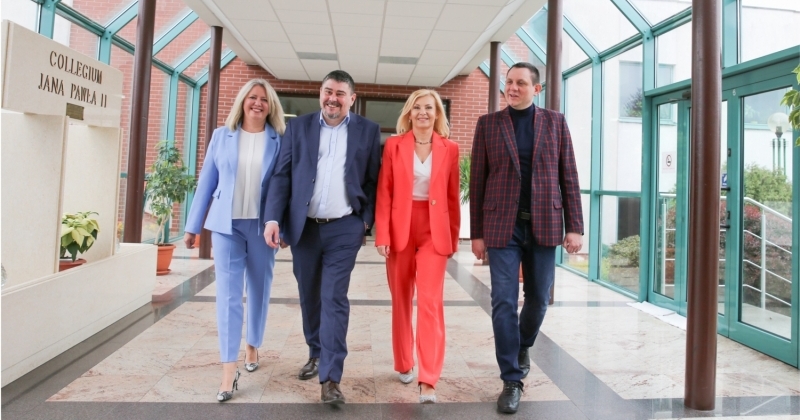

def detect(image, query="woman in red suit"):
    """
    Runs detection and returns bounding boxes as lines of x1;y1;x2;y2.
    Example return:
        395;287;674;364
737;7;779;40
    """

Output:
375;89;460;403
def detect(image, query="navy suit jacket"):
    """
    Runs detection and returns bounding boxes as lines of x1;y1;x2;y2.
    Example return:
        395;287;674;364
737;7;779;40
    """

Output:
185;123;281;236
264;111;382;246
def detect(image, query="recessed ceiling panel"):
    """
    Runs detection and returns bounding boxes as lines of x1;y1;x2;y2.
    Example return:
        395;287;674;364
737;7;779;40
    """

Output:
186;0;547;85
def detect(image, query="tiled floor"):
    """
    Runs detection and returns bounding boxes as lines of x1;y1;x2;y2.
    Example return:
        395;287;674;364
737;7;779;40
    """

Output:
2;241;799;419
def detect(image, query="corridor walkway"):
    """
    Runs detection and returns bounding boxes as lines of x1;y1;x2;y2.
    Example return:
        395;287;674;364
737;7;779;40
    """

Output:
2;242;799;419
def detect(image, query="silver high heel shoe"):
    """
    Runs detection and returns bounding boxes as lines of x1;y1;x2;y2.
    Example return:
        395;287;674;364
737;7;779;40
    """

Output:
216;369;240;402
419;384;436;404
245;348;259;372
398;368;414;384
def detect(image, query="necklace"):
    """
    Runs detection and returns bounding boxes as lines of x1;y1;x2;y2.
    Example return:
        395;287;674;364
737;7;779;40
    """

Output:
414;137;432;145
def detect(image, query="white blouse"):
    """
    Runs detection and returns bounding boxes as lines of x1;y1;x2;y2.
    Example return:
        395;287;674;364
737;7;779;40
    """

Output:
232;130;266;219
412;151;432;200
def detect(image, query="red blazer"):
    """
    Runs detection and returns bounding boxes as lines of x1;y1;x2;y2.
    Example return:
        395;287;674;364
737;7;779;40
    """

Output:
375;131;461;255
469;106;583;248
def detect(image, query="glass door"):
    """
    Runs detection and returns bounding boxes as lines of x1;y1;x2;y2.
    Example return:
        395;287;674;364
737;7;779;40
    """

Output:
724;79;798;366
650;95;689;313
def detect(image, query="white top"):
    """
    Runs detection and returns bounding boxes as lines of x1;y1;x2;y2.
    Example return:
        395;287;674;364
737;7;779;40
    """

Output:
412;151;432;200
232;130;266;219
308;112;352;218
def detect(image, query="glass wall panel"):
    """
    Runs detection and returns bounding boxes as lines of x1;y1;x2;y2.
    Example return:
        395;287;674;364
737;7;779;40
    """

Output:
142;67;170;242
564;0;638;52
69;0;134;26
629;0;690;26
155;21;209;66
527;10;547;45
116;5;192;47
364;99;404;144
602;45;643;191
741;1;800;63
111;44;134;239
563;69;592;274
740;89;793;339
52;13;98;58
565;68;592;189
563;31;589;70
656;22;691;88
2;0;38;31
718;100;728;315
600;195;640;293
281;96;319;120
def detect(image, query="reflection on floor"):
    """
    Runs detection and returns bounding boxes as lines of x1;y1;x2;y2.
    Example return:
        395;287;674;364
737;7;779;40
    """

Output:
2;241;799;420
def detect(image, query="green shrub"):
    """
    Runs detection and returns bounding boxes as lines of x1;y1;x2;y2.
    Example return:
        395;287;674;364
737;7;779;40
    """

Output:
608;235;640;267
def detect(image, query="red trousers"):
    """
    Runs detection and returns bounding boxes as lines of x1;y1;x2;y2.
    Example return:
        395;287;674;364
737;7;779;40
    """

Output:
386;200;447;388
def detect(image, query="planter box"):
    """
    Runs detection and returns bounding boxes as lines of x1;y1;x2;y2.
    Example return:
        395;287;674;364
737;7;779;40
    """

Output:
1;244;156;386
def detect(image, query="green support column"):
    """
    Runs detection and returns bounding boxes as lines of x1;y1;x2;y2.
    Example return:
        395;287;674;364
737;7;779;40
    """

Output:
98;1;138;64
722;0;739;68
37;0;60;39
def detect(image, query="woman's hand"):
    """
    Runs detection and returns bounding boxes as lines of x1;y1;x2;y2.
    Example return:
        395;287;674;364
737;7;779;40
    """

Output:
376;245;390;258
184;232;197;249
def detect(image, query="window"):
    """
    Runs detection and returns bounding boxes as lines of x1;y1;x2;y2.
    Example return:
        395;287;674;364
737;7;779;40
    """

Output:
619;62;674;120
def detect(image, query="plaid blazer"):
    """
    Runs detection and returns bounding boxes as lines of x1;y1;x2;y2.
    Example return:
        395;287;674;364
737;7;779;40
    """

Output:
469;106;584;248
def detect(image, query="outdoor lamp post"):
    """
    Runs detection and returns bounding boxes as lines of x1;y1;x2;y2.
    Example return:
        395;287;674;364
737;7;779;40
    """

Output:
767;112;790;175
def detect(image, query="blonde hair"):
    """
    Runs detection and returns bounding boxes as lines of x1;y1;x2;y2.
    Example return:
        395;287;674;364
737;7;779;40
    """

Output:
225;79;286;135
396;89;450;138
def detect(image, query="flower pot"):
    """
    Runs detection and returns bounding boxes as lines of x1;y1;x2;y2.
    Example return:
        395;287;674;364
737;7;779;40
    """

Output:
59;258;87;271
156;244;176;276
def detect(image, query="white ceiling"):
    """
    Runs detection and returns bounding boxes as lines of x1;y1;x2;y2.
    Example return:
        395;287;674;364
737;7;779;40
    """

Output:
182;0;546;86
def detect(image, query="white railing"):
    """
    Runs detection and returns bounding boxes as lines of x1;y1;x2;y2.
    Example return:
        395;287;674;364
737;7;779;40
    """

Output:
656;194;793;312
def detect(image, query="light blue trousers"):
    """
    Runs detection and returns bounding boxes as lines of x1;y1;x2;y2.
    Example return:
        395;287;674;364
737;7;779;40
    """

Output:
212;219;276;363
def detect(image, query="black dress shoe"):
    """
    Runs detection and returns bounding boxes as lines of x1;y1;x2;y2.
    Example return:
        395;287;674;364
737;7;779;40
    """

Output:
518;347;530;379
321;381;345;404
298;357;319;380
497;381;523;414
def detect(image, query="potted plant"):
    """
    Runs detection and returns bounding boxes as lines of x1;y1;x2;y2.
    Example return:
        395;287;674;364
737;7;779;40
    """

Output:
145;141;197;275
60;211;99;271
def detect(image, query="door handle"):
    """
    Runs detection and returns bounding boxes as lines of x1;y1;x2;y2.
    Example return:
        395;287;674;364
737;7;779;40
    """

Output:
720;224;731;230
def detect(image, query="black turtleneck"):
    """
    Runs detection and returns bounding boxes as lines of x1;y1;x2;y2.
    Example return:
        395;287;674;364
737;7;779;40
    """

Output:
509;104;534;212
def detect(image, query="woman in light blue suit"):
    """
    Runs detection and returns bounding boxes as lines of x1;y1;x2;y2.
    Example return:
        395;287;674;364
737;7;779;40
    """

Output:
183;79;285;402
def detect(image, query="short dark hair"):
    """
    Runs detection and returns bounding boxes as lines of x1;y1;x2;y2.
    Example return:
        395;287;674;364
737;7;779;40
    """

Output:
507;62;540;85
322;70;356;94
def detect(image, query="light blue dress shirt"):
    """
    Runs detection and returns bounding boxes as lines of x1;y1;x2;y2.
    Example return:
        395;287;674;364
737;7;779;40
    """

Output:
308;112;353;218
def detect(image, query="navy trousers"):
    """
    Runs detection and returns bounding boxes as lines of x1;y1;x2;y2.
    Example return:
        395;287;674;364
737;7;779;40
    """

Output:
292;214;363;383
488;218;556;384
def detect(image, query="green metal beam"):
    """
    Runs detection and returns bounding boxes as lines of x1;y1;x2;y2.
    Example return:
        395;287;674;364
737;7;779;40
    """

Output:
722;0;739;68
98;1;138;63
651;8;692;37
610;0;651;33
587;60;602;283
38;0;60;39
500;49;515;67
515;28;547;64
153;10;199;55
479;61;505;93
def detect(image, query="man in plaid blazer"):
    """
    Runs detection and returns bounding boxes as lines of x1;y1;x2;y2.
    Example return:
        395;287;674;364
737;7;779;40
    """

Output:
469;62;584;414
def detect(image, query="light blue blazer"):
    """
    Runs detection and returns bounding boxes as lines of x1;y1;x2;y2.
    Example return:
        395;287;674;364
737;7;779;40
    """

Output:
185;123;281;236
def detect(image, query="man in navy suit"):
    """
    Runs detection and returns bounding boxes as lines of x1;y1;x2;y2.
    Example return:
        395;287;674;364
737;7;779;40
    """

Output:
263;70;381;404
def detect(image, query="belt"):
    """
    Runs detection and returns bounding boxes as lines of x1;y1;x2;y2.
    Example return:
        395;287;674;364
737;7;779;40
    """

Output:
307;217;341;224
517;211;531;221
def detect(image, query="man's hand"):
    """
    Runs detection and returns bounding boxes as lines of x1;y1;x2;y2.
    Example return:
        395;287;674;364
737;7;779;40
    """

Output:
376;245;390;258
472;238;486;260
183;232;196;249
264;223;281;249
562;232;583;254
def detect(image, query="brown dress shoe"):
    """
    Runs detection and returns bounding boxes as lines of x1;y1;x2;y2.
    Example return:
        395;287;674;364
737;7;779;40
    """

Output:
298;357;319;380
321;381;345;404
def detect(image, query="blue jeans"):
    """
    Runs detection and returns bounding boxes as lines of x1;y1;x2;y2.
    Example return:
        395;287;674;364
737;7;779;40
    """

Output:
488;219;556;383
